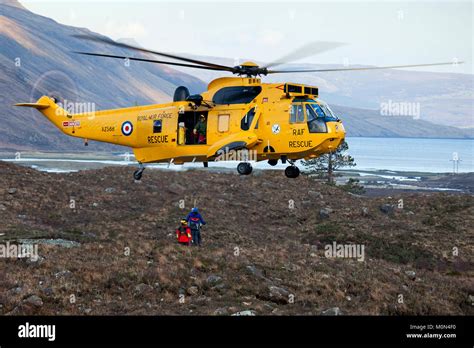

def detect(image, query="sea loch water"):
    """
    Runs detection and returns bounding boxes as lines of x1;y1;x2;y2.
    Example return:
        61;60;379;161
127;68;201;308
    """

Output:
1;137;473;174
345;137;474;173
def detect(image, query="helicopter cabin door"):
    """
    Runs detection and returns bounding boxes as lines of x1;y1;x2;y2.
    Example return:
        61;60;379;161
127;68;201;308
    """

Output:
177;111;208;145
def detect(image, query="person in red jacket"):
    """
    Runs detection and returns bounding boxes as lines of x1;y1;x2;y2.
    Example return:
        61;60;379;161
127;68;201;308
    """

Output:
176;219;192;246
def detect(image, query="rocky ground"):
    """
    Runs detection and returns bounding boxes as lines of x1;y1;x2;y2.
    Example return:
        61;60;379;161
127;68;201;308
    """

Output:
0;161;472;316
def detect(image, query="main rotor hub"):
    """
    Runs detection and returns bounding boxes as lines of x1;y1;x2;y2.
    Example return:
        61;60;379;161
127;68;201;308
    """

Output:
233;61;268;77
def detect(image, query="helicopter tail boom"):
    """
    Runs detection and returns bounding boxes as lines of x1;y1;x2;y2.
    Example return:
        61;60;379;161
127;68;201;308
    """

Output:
15;95;146;147
15;96;73;133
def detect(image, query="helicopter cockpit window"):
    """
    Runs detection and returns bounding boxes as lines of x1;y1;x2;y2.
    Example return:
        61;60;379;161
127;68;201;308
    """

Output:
153;120;162;133
297;105;306;122
306;104;327;133
319;102;338;121
306;104;317;122
213;86;262;105
241;107;256;131
290;104;305;123
310;103;326;118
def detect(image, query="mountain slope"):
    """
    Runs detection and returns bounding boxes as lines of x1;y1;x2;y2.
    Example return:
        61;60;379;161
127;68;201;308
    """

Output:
331;105;473;138
0;1;206;151
171;55;474;129
1;1;472;152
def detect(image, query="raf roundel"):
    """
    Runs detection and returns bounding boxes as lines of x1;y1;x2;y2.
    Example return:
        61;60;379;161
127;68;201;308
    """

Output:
121;121;133;136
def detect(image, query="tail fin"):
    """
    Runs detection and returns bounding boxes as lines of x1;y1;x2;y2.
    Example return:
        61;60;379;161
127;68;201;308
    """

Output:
14;95;59;111
14;96;73;132
14;102;50;110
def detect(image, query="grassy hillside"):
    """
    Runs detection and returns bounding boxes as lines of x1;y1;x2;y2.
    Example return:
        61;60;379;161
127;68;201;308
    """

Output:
0;161;472;315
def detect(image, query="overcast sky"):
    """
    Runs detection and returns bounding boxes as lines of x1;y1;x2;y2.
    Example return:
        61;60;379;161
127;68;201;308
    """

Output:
21;0;473;74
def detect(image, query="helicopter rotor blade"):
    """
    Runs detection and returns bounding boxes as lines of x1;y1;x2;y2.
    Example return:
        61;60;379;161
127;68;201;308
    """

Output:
73;51;231;71
263;41;346;69
267;61;462;74
72;34;235;72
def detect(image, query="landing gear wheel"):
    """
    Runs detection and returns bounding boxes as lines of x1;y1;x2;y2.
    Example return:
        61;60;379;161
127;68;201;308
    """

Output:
237;162;252;175
285;166;300;178
133;170;143;181
268;159;278;166
133;163;145;181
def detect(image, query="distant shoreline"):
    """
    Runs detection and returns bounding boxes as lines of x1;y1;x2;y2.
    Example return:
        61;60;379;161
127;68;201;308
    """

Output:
1;153;472;195
1;135;473;155
0;150;472;175
346;136;474;141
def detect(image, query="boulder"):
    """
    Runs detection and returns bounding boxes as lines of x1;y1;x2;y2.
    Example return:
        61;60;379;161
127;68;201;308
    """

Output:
231;310;256;316
405;270;416;280
10;287;23;295
268;285;290;304
54;270;72;279
134;283;153;295
195;295;208;303
206;275;223;286
380;204;395;214
24;295;43;307
187;286;199;296
27;255;44;264
246;265;266;280
321;307;342;316
308;190;323;199
319;208;332;219
42;288;53;297
213;307;228;316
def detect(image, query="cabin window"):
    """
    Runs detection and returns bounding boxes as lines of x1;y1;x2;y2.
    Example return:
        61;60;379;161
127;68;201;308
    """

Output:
319;102;339;121
290;103;305;123
306;104;327;133
218;114;230;132
311;103;326;118
306;104;317;122
241;108;256;131
212;86;262;105
153;120;162;133
297;106;306;122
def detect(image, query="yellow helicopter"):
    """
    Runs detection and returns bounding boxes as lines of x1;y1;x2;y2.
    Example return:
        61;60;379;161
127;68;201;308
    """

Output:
15;36;457;180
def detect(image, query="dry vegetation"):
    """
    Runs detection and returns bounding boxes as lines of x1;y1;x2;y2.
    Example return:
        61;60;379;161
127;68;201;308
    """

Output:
0;161;472;315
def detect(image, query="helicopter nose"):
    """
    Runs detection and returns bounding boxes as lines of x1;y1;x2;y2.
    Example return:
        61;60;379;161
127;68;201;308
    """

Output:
334;121;346;145
335;121;345;135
